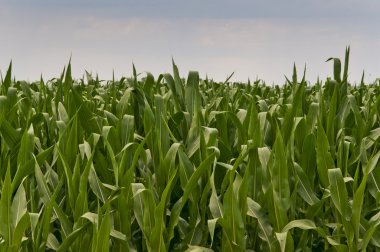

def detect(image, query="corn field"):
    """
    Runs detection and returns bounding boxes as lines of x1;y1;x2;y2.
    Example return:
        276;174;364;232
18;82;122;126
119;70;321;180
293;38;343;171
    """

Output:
1;48;380;251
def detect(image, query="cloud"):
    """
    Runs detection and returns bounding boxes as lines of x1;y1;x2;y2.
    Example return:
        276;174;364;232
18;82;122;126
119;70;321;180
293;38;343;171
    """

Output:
3;0;380;20
0;3;379;84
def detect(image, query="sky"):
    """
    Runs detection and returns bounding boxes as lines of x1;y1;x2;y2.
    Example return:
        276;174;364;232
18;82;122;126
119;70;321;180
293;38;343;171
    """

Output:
0;0;379;84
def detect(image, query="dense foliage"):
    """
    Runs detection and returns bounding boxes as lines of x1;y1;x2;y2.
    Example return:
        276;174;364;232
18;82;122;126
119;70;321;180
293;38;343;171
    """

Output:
1;49;380;251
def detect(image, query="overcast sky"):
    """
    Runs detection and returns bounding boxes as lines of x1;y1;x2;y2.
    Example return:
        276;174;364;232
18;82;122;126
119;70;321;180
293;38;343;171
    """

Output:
1;0;379;84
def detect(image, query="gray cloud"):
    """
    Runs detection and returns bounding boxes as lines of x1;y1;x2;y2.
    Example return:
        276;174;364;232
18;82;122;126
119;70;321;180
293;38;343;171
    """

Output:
0;1;379;83
3;0;380;20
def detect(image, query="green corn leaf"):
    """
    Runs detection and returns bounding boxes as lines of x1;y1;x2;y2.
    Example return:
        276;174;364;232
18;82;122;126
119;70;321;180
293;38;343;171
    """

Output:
167;153;216;246
220;179;245;251
11;145;54;193
362;211;380;250
326;57;342;83
0;166;12;249
186;245;214;252
316;118;334;187
56;222;91;252
185;71;201;121
294;163;319;205
328;168;351;220
1;61;12;94
247;197;275;250
9;213;30;252
11;184;27;230
97;205;111;252
282;82;304;144
275;219;316;252
88;167;109;203
352;152;380;244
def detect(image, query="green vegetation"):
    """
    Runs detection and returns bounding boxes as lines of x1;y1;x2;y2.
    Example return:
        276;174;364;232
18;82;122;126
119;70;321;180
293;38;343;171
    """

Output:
1;48;380;251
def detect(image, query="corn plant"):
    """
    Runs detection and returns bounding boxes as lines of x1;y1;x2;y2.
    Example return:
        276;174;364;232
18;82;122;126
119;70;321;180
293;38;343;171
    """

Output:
1;48;380;251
